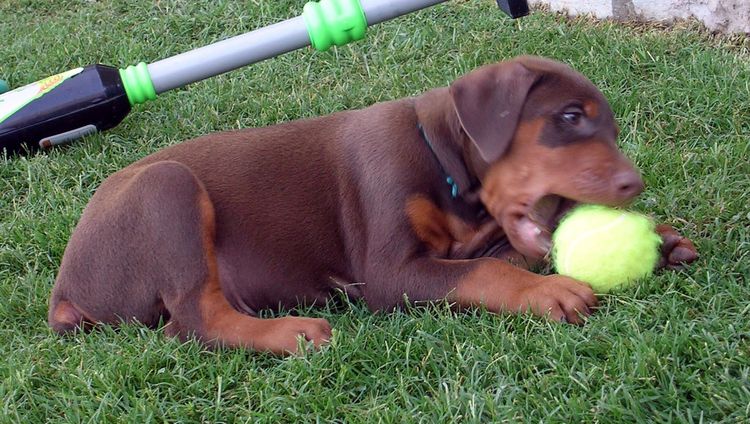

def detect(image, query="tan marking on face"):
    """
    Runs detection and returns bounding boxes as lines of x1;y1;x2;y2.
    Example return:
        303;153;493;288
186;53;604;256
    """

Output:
479;119;547;218
477;116;642;258
480;117;639;215
583;100;599;119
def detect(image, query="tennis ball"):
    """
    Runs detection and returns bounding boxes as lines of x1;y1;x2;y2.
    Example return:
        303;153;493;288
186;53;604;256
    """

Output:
551;204;662;293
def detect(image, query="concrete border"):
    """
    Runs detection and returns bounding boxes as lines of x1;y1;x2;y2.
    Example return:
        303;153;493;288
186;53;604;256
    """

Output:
529;0;750;34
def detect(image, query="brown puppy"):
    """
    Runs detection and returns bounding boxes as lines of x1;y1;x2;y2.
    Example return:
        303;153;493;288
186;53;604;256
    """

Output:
49;56;697;355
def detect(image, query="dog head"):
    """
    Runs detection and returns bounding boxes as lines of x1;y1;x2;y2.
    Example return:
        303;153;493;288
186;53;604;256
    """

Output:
450;56;644;259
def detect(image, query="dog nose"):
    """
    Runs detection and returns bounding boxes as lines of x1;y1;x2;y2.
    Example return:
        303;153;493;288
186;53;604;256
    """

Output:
613;170;644;200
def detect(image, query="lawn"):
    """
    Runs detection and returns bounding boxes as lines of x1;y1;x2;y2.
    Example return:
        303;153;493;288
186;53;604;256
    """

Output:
1;0;749;422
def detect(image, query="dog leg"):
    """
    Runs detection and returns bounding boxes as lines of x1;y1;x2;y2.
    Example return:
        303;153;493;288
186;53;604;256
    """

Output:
49;161;330;354
448;259;597;324
655;224;698;270
364;257;597;324
192;275;331;354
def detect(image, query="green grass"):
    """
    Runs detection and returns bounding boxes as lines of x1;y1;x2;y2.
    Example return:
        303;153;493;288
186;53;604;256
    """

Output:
1;0;749;422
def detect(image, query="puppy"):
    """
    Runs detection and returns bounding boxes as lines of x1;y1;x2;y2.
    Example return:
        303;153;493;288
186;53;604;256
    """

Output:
49;56;697;354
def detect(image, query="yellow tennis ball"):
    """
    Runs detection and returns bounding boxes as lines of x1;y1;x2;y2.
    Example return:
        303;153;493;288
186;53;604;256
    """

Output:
552;205;662;293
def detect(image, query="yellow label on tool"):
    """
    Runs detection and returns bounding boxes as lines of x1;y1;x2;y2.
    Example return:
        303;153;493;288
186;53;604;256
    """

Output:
0;68;84;124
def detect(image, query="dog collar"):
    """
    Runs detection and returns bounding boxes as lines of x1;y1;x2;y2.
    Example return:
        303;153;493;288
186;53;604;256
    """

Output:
417;124;460;198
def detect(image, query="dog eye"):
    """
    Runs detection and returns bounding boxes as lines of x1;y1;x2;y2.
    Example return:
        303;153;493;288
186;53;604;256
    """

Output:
561;107;584;125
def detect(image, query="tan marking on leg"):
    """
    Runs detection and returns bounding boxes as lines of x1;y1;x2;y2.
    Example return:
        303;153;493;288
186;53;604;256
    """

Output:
195;191;331;354
49;299;93;333
448;259;597;324
406;196;455;256
448;259;535;312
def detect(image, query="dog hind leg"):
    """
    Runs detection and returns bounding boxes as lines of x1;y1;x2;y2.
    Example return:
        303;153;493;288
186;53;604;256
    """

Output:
49;161;330;354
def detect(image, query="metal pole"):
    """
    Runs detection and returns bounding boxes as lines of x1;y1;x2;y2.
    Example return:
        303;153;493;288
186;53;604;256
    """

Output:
361;0;447;25
147;0;451;94
148;17;311;94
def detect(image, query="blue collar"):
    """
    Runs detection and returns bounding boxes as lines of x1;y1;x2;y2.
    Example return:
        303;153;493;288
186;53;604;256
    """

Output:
417;124;459;199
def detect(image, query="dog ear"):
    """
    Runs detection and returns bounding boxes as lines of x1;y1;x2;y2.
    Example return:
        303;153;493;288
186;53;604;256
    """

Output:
449;61;540;163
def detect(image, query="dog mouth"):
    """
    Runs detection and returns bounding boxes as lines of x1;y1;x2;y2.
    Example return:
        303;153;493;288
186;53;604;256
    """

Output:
507;195;578;259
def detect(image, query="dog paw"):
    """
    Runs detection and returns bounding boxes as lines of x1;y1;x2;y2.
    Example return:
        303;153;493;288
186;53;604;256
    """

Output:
655;224;698;270
259;316;332;355
516;275;598;325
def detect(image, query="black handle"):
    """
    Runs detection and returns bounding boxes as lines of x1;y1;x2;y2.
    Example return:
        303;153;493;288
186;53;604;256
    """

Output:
497;0;530;18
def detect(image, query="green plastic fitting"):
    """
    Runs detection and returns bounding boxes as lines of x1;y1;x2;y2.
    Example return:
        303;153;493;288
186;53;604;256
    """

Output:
119;62;157;106
303;0;368;52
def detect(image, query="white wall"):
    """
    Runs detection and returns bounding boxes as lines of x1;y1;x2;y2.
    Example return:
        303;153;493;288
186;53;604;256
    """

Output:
530;0;750;34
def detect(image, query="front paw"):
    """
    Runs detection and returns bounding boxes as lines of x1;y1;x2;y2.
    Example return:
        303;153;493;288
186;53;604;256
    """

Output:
517;275;598;325
655;224;698;270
